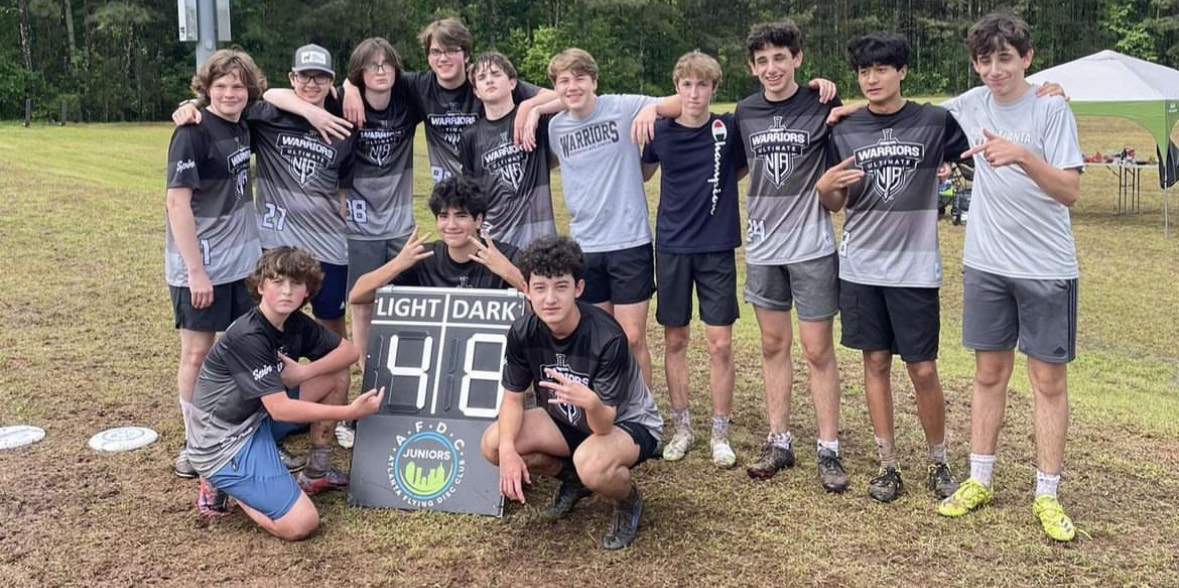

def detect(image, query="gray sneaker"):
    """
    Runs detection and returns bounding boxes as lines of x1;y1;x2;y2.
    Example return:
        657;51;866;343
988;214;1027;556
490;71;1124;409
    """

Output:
869;466;904;503
278;444;306;473
540;478;592;520
927;462;958;498
173;447;198;479
746;441;795;480
816;448;850;493
602;485;643;550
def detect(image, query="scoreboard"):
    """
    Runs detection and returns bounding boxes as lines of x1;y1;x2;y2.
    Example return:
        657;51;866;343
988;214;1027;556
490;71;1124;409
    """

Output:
348;286;524;516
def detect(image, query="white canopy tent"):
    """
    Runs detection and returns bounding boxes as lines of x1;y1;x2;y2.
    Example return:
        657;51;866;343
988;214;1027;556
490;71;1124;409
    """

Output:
1028;49;1179;236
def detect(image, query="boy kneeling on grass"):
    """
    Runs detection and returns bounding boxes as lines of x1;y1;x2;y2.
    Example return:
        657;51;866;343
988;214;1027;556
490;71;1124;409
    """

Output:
186;246;384;541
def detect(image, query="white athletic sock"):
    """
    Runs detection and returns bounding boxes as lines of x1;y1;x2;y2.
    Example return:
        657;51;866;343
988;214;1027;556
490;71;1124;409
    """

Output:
817;438;840;456
969;453;996;487
1035;469;1061;498
768;430;792;450
710;414;730;438
875;436;898;469
178;398;194;438
670;408;691;432
928;442;948;464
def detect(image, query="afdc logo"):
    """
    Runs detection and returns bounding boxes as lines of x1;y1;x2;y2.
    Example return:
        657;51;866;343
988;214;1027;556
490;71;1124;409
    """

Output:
387;421;466;508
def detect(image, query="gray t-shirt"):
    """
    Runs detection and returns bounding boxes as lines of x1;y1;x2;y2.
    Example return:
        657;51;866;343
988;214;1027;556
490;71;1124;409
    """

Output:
164;109;260;287
186;307;340;475
736;88;840;265
827;102;971;287
944;87;1084;279
249;102;355;265
343;83;420;241
548;94;659;253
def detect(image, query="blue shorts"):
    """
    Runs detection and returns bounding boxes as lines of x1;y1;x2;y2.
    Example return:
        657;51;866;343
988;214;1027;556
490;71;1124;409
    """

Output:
207;418;301;520
310;262;348;320
271;387;309;440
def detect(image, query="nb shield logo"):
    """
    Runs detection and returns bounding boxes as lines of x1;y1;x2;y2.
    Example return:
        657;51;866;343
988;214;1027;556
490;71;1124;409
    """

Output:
749;116;809;187
277;132;336;187
853;128;925;202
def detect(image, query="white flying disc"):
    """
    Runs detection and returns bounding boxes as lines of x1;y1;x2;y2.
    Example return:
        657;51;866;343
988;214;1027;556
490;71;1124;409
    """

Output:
0;425;46;449
88;426;158;452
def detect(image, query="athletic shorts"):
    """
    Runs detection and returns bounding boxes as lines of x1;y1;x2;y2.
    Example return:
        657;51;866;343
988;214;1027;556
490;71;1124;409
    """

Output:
270;387;308;440
962;267;1078;364
554;417;659;466
581;244;656;305
170;279;252;332
346;236;409;298
207;418;301;521
656;250;739;327
839;280;940;363
310;262;348;320
743;254;839;321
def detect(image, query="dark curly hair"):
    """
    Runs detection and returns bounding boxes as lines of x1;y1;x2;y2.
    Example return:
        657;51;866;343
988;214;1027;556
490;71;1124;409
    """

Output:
746;20;803;60
428;175;488;218
966;10;1032;60
247;247;323;304
517;236;584;283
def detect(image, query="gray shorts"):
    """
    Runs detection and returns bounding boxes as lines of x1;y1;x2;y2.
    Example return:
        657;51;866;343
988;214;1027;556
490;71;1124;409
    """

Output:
346;236;409;296
962;267;1078;364
743;254;839;321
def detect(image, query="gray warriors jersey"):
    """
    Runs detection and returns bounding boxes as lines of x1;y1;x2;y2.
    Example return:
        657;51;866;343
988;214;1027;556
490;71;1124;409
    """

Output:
249;102;354;265
548;94;659;253
343;82;420;241
403;70;539;184
165;109;260;287
736;88;840;264
828;102;970;287
459;108;556;249
944;87;1084;279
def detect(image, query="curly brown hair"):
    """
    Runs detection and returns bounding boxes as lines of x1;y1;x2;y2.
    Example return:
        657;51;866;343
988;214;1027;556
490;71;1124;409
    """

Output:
247;247;323;304
190;48;267;108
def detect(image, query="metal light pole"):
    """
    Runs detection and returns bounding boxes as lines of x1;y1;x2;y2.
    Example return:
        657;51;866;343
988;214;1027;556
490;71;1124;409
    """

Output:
179;0;231;68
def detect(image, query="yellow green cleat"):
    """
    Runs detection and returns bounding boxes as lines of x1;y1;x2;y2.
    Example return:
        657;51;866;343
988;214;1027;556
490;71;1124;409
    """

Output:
1032;494;1076;542
937;478;994;517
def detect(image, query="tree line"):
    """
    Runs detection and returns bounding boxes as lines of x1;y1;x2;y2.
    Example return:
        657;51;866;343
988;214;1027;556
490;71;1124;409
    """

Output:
3;0;1177;122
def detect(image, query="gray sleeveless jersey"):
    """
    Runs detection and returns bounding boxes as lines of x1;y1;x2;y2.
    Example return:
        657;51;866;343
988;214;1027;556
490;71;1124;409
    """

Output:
343;83;419;241
164;110;260;287
828;102;970;287
736;88;839;265
249;102;354;265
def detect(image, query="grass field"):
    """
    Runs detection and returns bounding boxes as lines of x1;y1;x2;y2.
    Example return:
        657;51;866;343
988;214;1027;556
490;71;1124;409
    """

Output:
1;109;1177;587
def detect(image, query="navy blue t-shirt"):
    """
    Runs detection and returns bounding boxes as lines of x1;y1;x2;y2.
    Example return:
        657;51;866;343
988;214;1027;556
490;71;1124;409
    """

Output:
641;113;744;254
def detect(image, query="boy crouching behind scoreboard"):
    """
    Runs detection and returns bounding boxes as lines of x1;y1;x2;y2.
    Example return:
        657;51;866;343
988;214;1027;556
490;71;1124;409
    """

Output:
186;247;384;541
348;176;526;303
480;236;664;550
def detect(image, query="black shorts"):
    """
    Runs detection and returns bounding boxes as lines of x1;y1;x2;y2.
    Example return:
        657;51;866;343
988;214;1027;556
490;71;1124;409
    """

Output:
581;244;656;305
346;236;409;297
656;250;739;327
170;279;253;332
839;280;940;363
310;262;348;320
554;418;659;466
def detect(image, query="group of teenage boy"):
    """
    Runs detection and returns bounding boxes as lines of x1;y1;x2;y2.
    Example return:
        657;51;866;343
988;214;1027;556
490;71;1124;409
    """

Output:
163;9;1084;549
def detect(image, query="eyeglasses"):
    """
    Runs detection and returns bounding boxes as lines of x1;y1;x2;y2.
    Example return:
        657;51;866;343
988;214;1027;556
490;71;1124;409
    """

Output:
428;47;463;59
293;72;333;86
363;62;392;73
